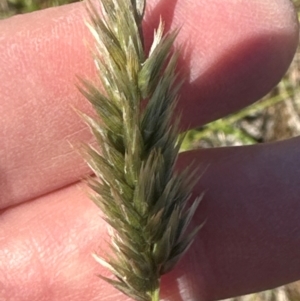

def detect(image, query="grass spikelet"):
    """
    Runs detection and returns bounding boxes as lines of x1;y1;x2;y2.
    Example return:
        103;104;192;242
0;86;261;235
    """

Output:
79;0;204;300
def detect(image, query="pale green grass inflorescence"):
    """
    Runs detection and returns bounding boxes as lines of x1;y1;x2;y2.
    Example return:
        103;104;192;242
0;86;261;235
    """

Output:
79;0;203;300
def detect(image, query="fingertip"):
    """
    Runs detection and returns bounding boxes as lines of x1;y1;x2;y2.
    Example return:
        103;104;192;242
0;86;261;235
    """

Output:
145;0;299;129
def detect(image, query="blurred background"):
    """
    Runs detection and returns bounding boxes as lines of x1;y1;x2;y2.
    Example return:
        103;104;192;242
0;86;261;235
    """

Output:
1;0;300;300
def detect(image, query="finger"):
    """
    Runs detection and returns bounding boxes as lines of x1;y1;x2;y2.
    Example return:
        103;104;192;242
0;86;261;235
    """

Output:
147;0;299;128
0;184;109;301
1;137;300;300
178;136;300;299
0;185;213;301
0;0;298;208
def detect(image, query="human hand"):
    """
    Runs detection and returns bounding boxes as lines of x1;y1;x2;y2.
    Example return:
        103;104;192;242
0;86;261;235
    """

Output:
0;0;299;300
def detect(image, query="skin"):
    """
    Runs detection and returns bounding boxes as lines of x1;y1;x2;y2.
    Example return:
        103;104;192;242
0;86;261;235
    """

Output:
0;0;299;300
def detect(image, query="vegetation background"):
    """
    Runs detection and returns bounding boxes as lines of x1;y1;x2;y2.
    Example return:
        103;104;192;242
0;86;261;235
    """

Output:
1;0;300;300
